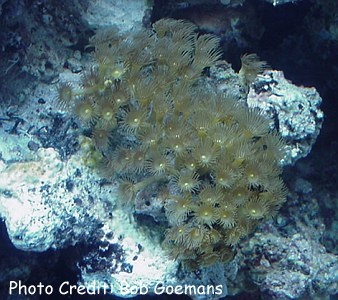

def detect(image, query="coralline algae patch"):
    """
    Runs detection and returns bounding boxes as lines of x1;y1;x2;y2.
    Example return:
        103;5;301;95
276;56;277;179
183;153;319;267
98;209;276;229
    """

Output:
0;148;107;252
0;148;65;251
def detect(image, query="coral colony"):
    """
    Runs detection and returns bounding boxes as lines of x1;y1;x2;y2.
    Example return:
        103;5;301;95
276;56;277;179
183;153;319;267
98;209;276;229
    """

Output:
57;19;287;269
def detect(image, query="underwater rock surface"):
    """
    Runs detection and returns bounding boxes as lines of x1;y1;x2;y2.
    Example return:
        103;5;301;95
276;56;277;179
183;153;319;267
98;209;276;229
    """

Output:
247;70;323;165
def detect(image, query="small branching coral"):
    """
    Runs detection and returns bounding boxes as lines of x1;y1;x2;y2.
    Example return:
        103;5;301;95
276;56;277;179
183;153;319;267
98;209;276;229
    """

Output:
60;18;287;269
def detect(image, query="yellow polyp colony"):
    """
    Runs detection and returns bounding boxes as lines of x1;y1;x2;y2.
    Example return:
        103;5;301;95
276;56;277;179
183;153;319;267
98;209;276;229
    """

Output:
60;18;287;269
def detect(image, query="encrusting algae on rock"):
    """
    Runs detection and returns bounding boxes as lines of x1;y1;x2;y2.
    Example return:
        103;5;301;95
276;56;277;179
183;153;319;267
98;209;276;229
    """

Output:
57;18;287;269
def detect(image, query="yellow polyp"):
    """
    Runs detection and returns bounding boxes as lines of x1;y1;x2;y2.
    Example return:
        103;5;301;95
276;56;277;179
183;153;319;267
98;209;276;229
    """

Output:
242;129;254;139
104;79;113;86
232;158;245;167
112;70;122;77
82;149;103;168
104;111;112;119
